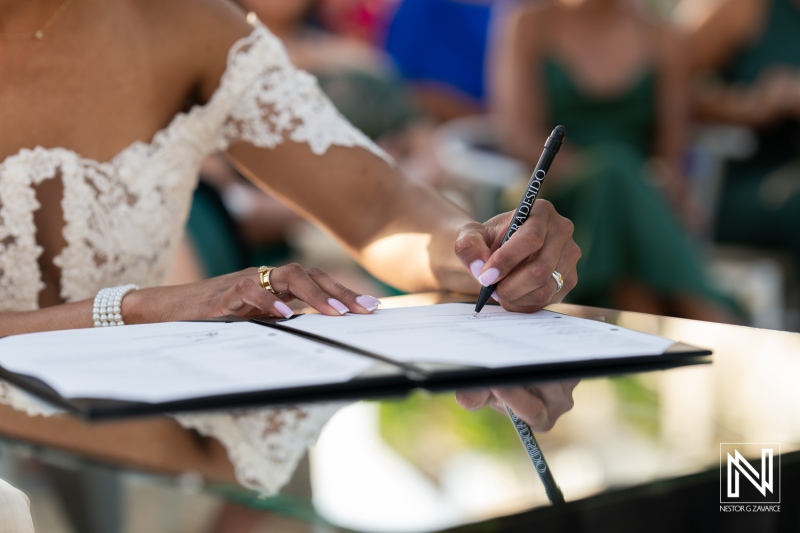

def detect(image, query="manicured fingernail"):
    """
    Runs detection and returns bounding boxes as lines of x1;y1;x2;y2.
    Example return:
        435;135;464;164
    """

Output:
328;298;349;315
356;295;381;312
361;295;382;306
492;291;499;301
478;268;500;287
274;301;294;318
469;260;485;281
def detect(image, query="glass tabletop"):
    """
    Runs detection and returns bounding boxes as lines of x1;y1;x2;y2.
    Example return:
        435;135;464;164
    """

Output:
3;292;799;532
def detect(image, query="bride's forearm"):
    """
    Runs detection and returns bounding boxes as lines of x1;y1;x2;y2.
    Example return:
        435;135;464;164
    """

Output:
0;301;94;336
229;142;481;294
354;180;478;294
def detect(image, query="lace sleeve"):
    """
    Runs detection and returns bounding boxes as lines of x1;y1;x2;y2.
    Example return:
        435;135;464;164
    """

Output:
217;25;394;165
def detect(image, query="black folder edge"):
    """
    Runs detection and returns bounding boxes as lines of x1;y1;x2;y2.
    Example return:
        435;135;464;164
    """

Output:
0;313;712;421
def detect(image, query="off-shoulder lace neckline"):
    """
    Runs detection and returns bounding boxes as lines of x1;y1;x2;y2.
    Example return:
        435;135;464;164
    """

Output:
0;24;267;170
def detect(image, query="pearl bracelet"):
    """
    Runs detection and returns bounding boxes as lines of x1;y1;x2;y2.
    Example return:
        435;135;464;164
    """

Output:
92;284;139;327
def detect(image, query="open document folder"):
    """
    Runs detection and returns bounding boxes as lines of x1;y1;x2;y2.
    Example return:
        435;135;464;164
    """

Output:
0;304;710;420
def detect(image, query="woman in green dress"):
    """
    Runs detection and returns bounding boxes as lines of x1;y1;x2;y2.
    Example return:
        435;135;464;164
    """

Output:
492;0;736;321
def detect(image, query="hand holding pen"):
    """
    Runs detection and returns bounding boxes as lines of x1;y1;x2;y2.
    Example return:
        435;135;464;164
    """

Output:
454;126;581;315
458;127;577;504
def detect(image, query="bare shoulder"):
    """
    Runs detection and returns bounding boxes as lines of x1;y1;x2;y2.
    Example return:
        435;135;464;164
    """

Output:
134;0;251;41
133;0;255;101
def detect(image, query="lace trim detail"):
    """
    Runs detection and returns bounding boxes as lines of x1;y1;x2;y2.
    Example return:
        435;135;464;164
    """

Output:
0;382;64;418
58;148;202;302
0;154;46;311
175;403;344;494
0;380;342;495
217;26;393;163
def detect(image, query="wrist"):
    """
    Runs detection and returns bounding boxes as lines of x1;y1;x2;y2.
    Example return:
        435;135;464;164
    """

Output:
119;287;150;325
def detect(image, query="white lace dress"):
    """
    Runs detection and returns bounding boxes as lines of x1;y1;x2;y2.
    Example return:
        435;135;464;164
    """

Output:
0;23;390;495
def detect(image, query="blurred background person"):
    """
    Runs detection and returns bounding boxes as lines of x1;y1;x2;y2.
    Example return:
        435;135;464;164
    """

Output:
678;0;800;283
490;0;738;321
316;0;394;43
384;0;497;121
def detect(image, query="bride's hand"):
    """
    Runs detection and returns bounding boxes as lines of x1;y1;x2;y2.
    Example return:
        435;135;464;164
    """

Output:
123;264;382;323
454;200;581;313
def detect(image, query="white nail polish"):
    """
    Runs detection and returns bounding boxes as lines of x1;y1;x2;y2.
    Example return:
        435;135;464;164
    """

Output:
356;295;380;312
274;301;294;318
328;298;349;315
469;260;485;281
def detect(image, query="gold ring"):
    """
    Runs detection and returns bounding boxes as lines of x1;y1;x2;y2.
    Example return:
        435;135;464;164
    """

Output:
258;266;278;294
551;270;564;292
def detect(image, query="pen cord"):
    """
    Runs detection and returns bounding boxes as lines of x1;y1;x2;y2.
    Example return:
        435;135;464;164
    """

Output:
506;406;566;505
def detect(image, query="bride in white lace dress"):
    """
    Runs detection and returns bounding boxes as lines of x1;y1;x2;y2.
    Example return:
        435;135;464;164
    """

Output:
0;0;580;494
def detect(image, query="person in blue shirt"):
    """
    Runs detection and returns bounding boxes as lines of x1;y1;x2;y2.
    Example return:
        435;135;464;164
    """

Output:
385;0;497;120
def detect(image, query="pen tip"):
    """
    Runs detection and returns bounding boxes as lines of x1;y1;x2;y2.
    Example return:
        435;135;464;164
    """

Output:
473;312;479;318
553;125;566;140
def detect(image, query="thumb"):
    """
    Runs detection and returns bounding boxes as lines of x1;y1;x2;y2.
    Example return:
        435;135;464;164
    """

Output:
455;389;493;410
454;222;494;281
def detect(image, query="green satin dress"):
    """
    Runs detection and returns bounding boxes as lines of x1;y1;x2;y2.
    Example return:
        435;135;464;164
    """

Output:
715;0;800;270
540;58;728;308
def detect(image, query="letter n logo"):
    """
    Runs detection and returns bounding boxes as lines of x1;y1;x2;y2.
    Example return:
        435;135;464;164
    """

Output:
720;443;780;504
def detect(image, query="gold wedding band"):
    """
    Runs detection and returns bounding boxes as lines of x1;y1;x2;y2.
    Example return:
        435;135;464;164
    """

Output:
258;266;278;294
551;270;564;292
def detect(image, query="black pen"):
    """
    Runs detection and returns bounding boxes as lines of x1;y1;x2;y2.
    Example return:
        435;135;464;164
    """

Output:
506;406;565;504
473;125;566;315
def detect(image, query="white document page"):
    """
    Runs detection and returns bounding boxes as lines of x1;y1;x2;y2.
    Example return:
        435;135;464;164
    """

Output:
283;303;675;368
0;322;374;403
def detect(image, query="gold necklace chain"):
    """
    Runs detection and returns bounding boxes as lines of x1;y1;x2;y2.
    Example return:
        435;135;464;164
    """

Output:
0;0;75;41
